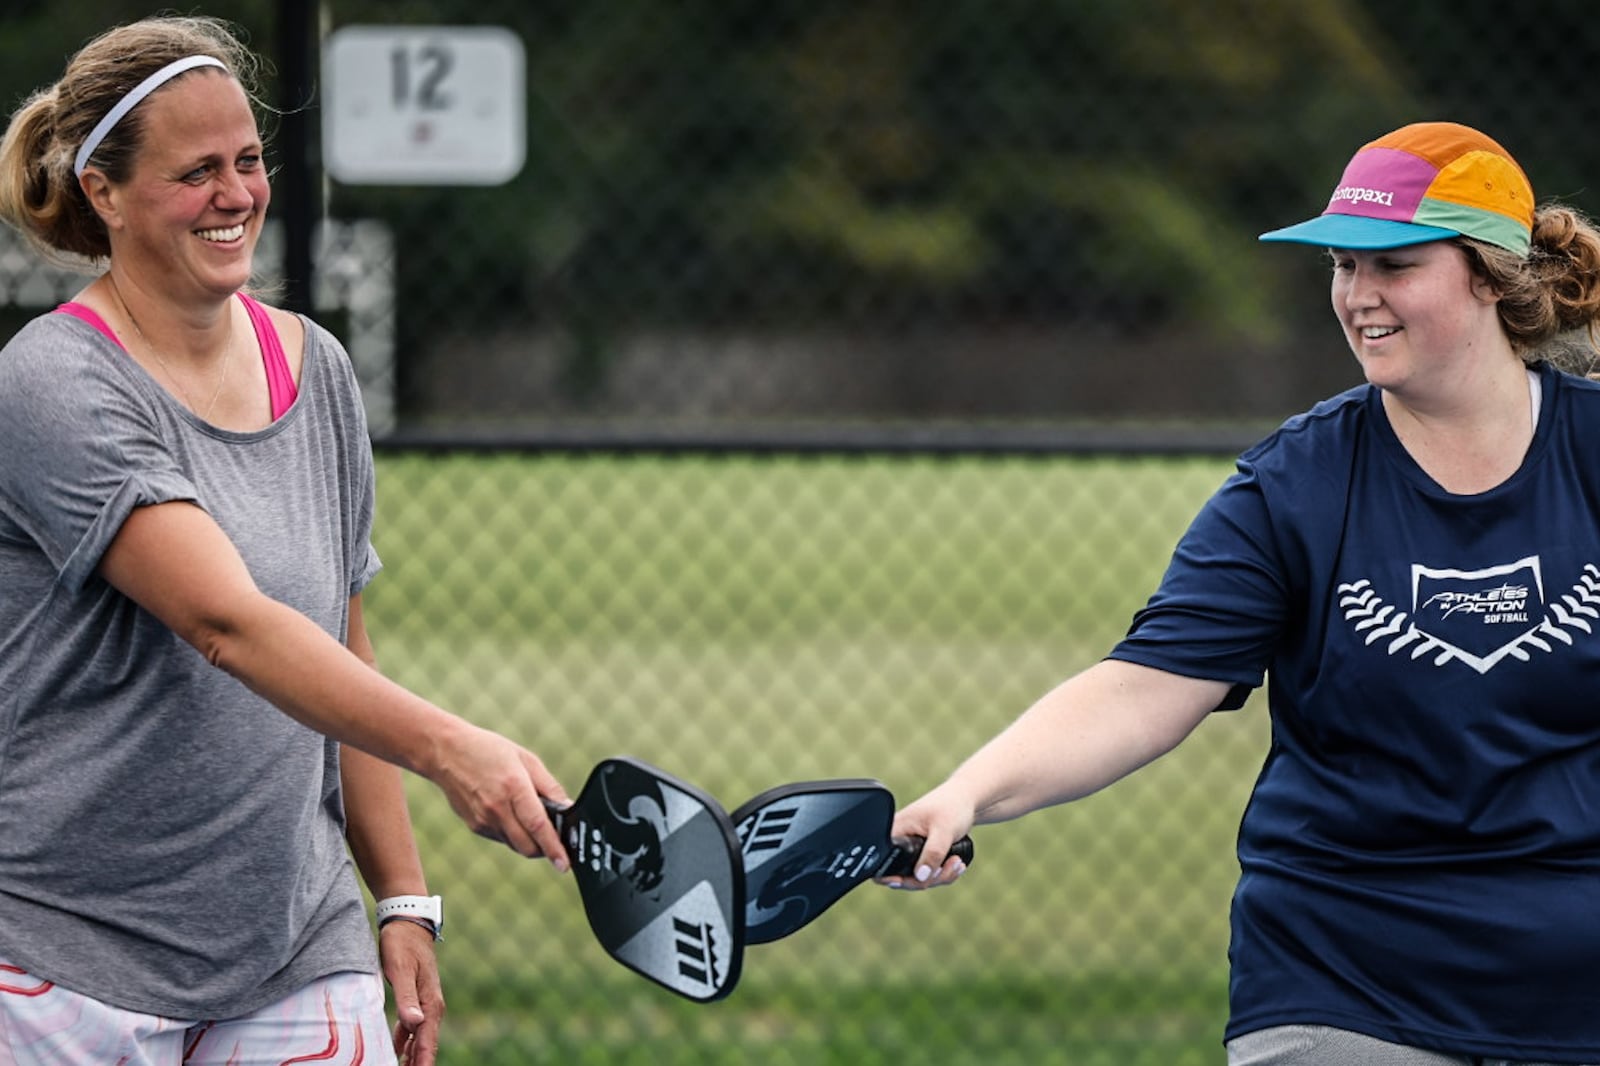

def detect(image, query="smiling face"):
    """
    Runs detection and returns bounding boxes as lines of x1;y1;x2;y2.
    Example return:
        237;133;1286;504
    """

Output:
1329;242;1509;398
90;69;268;306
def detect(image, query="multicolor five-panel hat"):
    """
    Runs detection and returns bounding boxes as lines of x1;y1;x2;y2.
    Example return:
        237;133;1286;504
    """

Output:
1259;122;1534;255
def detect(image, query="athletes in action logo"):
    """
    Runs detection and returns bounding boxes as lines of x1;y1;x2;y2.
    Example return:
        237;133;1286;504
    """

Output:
1338;556;1600;673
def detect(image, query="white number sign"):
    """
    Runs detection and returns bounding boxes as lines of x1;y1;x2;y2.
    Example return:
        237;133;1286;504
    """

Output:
323;25;525;186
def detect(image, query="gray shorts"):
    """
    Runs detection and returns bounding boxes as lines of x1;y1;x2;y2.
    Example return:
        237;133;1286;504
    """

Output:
1226;1025;1597;1066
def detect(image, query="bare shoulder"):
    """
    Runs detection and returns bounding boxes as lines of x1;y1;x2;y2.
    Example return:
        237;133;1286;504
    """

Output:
261;302;308;348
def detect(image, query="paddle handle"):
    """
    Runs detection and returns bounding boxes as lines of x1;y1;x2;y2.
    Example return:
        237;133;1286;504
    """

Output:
542;797;573;836
878;834;975;878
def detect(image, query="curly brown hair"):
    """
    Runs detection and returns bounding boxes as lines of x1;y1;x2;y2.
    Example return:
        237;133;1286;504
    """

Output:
1459;204;1600;376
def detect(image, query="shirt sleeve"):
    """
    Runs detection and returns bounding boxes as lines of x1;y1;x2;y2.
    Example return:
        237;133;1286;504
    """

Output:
1108;457;1289;710
345;396;380;598
0;317;197;591
304;317;383;598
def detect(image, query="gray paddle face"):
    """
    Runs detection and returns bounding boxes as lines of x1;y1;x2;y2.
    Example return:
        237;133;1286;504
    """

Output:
732;779;898;945
555;757;744;1001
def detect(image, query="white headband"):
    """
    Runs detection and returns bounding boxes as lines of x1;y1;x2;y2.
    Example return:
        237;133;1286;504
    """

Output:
74;55;227;177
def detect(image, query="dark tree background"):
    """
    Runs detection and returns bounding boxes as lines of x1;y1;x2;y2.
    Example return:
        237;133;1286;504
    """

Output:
4;1;1597;429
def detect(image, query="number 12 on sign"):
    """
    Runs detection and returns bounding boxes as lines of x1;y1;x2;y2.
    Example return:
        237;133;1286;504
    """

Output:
324;25;525;186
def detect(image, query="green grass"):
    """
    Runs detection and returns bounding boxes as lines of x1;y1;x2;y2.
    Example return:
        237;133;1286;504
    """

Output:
362;451;1267;1064
435;973;1231;1065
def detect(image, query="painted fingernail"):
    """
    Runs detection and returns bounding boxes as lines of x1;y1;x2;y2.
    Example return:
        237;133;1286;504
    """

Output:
915;864;933;882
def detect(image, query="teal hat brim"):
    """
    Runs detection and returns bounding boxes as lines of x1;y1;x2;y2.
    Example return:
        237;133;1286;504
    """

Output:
1259;214;1460;250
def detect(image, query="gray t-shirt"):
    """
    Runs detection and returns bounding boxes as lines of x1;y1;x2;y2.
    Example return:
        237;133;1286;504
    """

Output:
0;308;383;1018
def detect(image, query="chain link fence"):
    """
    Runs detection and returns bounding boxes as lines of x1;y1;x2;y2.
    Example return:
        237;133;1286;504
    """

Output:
5;2;1600;1062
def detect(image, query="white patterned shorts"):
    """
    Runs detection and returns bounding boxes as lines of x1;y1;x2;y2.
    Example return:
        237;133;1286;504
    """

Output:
0;961;396;1066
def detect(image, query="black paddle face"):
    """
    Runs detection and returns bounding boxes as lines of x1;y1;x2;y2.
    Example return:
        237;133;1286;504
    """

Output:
548;757;744;1002
732;779;902;945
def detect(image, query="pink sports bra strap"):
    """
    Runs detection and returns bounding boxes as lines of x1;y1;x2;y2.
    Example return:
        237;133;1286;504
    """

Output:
236;293;298;420
55;301;124;348
54;294;299;421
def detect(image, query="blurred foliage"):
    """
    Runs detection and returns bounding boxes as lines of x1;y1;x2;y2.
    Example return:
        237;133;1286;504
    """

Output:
318;0;1419;345
0;3;1405;343
3;2;1599;419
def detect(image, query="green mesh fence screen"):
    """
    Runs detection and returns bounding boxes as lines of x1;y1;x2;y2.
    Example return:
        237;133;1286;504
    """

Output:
364;451;1266;1064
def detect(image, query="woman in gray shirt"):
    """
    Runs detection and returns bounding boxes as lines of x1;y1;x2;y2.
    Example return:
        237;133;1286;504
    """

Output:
0;15;571;1065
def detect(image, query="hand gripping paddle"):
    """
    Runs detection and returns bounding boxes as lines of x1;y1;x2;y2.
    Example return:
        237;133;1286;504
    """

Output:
543;757;745;1001
730;778;975;945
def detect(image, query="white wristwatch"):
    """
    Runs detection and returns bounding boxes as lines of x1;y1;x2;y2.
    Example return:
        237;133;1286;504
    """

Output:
376;894;444;940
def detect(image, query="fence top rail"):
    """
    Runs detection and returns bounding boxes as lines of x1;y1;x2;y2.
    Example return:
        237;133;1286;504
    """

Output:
373;421;1273;458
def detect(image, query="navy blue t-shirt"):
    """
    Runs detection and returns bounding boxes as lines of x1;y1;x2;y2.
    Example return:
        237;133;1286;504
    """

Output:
1113;363;1600;1061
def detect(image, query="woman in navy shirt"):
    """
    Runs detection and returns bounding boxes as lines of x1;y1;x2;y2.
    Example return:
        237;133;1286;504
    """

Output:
884;122;1600;1065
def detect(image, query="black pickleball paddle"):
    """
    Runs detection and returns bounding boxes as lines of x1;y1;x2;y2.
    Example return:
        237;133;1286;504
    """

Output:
544;757;745;1001
731;778;974;945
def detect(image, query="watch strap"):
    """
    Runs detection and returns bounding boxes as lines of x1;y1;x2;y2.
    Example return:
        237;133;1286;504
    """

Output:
375;894;443;940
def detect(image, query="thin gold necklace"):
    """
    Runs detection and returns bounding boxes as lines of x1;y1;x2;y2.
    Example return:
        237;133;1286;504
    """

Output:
106;275;232;422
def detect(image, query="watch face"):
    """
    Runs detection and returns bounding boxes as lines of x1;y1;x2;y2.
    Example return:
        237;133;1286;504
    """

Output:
421;896;443;931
